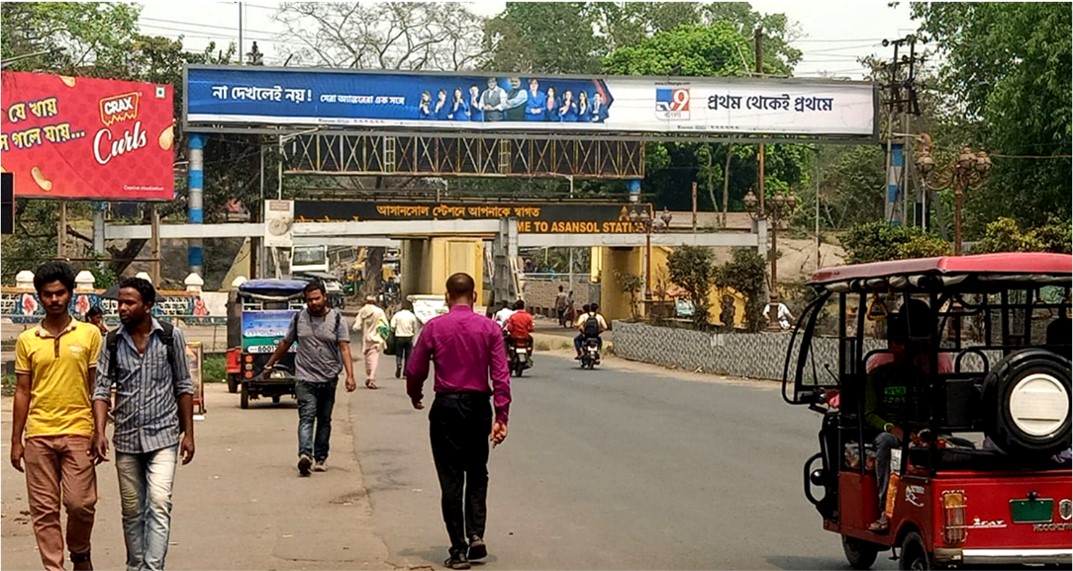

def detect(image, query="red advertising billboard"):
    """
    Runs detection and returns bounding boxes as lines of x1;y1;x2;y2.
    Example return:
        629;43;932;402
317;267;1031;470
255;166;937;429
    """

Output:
1;72;175;199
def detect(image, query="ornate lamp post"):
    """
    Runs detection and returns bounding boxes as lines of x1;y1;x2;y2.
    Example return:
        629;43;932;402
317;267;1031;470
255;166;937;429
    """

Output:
916;144;992;255
745;189;798;331
629;206;672;301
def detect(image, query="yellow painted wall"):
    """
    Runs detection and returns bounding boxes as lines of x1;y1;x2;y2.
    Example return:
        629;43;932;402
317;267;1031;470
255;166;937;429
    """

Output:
423;238;484;302
597;247;644;321
648;245;747;327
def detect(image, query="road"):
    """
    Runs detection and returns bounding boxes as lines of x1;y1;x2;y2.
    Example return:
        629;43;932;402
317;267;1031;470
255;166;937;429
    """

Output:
1;349;895;570
352;350;896;570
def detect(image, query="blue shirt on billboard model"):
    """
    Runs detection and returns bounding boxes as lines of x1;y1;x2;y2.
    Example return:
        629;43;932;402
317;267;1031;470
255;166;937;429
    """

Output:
558;91;579;122
468;85;484;122
543;87;559;122
418;91;433;119
434;90;450;120
590;92;609;123
525;80;547;121
448;88;469;120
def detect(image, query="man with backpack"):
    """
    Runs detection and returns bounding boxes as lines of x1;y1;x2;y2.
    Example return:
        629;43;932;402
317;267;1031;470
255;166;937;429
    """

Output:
574;303;608;359
262;281;356;476
91;277;194;571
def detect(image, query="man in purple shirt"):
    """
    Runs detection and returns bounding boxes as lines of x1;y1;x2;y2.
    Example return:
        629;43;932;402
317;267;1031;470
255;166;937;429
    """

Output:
406;273;511;570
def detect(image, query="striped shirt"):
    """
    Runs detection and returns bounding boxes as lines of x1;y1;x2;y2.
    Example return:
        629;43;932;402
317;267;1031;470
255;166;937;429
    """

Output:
92;319;194;454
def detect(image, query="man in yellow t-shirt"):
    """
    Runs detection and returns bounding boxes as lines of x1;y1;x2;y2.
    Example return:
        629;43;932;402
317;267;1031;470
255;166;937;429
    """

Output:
11;261;101;571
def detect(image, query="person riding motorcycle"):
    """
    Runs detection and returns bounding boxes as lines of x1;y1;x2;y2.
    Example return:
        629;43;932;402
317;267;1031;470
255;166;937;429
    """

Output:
574;303;607;360
504;300;534;361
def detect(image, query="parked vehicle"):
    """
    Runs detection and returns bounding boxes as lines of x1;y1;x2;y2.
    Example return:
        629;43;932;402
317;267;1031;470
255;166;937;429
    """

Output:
226;279;306;409
580;337;600;369
506;335;533;377
783;253;1071;569
294;271;346;309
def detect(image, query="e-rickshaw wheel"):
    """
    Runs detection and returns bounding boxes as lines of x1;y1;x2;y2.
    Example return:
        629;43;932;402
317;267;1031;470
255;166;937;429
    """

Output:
842;535;880;570
240;382;250;409
898;531;930;570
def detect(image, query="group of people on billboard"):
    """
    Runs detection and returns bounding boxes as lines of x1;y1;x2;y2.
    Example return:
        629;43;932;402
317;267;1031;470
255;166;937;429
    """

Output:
418;77;609;124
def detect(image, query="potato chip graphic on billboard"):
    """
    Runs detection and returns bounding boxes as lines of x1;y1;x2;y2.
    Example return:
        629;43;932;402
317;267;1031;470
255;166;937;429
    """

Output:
0;72;174;199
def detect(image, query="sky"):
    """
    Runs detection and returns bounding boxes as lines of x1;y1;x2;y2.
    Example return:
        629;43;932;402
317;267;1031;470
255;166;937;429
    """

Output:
137;0;919;78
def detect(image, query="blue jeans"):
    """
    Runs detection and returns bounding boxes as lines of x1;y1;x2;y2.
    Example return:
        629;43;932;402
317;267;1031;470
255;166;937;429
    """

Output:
874;431;899;511
296;380;337;462
116;445;179;571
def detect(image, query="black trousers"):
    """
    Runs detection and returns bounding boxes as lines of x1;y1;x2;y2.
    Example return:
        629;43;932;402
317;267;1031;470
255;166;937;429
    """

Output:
430;393;492;552
395;336;413;369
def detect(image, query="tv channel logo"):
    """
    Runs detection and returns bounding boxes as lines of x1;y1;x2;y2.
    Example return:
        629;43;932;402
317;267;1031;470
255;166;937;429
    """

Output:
655;87;690;120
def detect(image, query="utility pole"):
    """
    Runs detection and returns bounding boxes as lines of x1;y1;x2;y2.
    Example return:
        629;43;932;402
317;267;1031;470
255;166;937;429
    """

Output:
754;27;765;216
238;2;244;66
880;35;924;226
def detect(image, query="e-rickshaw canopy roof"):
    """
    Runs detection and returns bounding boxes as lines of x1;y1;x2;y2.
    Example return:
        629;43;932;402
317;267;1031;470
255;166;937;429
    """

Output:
809;253;1072;293
238;279;309;299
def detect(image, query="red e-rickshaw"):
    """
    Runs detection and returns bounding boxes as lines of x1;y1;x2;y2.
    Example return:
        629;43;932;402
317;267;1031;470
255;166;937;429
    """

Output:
783;253;1072;569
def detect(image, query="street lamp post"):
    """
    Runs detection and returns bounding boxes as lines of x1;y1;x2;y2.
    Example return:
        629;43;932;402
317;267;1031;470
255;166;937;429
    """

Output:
628;206;672;302
915;144;992;255
745;189;798;331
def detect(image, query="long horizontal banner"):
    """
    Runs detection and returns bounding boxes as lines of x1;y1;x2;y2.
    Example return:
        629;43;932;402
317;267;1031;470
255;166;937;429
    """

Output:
294;201;652;234
186;66;876;137
1;72;175;199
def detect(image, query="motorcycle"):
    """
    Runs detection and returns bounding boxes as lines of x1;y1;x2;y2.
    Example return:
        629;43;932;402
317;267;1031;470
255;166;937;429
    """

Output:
506;335;533;377
579;337;600;369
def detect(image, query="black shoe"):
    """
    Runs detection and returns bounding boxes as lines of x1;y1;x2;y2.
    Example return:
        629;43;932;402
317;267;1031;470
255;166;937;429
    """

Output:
395;366;402;379
468;536;487;561
445;551;471;570
297;454;312;477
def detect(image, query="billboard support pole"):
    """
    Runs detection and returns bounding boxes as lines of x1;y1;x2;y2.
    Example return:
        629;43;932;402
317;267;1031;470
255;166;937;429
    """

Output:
92;202;106;255
188;134;206;276
57;201;67;258
151;203;161;285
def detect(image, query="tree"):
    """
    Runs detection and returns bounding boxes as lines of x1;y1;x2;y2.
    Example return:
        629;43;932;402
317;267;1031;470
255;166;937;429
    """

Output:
713;248;768;333
274;1;487;297
975;217;1072;255
276;2;484;70
482;2;601;73
911;3;1072;231
666;245;715;329
841;221;950;264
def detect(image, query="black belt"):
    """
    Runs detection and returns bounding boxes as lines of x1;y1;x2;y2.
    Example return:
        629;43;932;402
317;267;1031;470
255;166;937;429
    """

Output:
435;391;491;400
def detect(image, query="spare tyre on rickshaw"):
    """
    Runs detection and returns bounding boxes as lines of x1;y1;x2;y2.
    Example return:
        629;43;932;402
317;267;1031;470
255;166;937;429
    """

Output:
783;252;1071;569
226;279;307;409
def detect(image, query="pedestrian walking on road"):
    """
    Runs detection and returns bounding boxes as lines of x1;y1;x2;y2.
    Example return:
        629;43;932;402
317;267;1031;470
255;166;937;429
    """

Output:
12;261;103;571
91;277;195;571
406;273;512;570
554;285;568;326
263;281;356;476
355;295;388;389
390;301;419;379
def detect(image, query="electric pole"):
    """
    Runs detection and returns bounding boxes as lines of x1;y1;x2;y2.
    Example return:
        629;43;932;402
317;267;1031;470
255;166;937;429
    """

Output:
880;35;924;226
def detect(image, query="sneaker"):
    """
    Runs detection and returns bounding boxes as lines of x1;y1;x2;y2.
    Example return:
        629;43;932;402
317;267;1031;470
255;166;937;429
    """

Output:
297;454;312;477
444;550;471;570
313;460;327;472
467;536;487;561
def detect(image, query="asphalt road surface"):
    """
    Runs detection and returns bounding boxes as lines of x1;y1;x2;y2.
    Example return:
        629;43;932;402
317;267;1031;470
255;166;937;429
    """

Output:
353;350;898;570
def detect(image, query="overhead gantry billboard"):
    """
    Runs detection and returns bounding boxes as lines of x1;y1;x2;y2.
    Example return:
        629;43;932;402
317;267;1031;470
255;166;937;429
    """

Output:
184;65;877;142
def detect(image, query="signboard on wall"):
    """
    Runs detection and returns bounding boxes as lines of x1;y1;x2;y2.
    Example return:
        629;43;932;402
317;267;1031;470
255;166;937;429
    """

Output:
0;72;175;199
186;65;877;139
264;199;294;248
294;201;653;234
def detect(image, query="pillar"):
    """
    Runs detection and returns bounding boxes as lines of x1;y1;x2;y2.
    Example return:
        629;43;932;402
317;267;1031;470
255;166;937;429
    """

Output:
185;272;205;293
627;179;641;203
598;247;643;321
16;270;35;290
92;201;106;255
188;133;206;275
74;271;96;292
885;143;904;225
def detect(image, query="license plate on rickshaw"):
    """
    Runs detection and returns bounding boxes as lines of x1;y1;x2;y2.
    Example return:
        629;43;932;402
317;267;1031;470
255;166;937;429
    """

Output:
1010;499;1054;523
